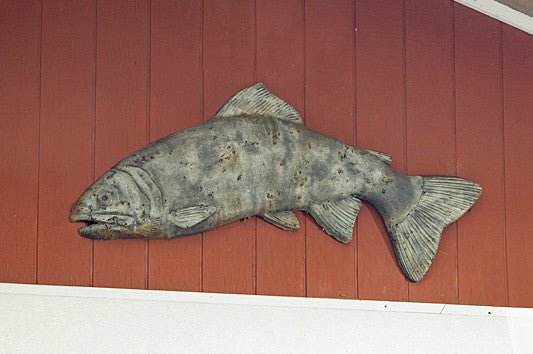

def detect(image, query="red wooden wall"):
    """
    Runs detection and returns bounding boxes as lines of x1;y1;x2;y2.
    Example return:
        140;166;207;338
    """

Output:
1;0;532;307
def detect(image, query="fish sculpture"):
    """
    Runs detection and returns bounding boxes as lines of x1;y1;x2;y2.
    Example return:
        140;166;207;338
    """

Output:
70;83;481;282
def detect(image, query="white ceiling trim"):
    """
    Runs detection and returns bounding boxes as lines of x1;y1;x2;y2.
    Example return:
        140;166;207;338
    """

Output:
2;281;533;317
455;0;533;35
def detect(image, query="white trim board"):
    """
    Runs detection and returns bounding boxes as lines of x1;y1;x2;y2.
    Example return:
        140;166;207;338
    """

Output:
455;0;533;35
1;282;533;353
1;282;532;317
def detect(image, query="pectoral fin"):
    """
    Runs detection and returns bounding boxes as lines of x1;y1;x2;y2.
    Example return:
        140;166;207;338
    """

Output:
261;210;300;230
169;206;216;229
308;196;362;243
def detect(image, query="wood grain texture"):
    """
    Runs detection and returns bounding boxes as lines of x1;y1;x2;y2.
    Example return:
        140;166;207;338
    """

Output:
38;0;95;286
93;0;149;289
355;0;408;301
0;0;40;283
255;0;306;297
305;0;356;298
405;0;457;303
148;0;203;291
202;0;256;294
503;24;533;307
454;4;507;306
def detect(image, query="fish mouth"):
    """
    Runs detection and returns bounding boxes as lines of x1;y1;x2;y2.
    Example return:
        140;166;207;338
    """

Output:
70;212;137;239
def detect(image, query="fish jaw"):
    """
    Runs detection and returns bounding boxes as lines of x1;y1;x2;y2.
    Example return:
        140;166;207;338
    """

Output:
70;209;139;240
69;166;158;239
70;196;139;239
70;198;164;239
77;223;131;240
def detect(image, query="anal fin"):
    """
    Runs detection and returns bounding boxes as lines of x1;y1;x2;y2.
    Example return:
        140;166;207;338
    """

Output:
261;210;300;230
308;196;362;243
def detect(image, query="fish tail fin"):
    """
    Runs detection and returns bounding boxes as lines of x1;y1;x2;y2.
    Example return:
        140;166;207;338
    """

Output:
384;176;481;282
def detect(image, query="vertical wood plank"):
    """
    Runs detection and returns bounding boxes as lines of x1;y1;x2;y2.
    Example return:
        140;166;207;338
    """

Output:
356;0;408;301
202;0;256;294
255;0;306;296
503;25;533;308
38;0;95;285
305;0;356;298
0;0;40;284
405;0;457;303
454;4;507;306
93;0;149;289
148;0;203;291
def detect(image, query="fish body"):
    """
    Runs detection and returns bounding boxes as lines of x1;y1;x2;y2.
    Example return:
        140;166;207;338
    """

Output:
70;83;481;282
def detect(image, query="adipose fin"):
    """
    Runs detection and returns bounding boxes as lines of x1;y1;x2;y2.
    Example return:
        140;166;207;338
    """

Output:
366;149;392;165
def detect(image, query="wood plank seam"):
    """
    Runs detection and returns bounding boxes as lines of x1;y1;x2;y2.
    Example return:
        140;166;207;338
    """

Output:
91;0;98;287
303;0;307;298
201;0;205;293
353;0;358;300
253;0;257;296
36;0;43;285
500;21;510;307
146;0;151;290
402;0;409;301
452;2;459;305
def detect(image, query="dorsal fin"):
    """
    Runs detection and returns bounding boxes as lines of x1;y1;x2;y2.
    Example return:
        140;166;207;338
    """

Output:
261;210;300;230
213;83;303;124
308;196;362;243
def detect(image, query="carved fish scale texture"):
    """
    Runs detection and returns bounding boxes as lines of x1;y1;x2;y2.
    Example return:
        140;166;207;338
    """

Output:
71;83;482;282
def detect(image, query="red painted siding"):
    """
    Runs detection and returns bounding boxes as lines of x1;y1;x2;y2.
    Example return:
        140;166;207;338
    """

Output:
0;0;531;307
38;0;94;286
0;0;40;284
93;0;149;289
201;0;256;294
356;0;408;301
455;5;507;306
148;0;203;292
406;0;457;304
256;0;306;296
503;24;533;307
305;0;356;299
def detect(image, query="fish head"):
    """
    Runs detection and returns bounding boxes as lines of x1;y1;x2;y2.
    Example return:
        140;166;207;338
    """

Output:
70;166;163;239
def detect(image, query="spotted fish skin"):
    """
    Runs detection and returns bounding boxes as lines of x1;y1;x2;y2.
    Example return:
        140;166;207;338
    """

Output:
70;83;481;282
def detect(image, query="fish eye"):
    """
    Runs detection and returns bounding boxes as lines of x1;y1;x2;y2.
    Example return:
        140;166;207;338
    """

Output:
98;190;116;206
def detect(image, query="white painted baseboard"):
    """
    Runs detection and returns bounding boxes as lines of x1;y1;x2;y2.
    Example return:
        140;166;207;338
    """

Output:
1;282;532;353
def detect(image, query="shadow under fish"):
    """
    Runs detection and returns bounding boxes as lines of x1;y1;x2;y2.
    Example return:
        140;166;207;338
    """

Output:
70;83;481;282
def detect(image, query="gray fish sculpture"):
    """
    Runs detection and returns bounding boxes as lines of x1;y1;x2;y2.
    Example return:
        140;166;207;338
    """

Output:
70;83;481;282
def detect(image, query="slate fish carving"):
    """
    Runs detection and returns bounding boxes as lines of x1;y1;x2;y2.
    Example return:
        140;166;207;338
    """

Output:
70;83;481;282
